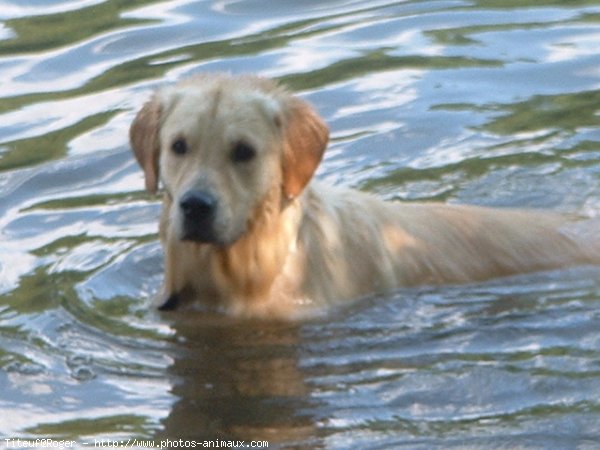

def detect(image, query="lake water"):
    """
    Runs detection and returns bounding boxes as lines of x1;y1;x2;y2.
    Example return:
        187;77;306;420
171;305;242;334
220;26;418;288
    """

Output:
1;1;600;448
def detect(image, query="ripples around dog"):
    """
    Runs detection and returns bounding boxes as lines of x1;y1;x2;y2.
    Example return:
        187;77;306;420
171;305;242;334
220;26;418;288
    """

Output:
0;1;599;447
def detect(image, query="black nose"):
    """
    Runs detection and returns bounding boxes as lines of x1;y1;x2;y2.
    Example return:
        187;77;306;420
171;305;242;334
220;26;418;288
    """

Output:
179;190;217;221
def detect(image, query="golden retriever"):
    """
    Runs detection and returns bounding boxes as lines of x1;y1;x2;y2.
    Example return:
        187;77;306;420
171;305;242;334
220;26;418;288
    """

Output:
130;73;600;318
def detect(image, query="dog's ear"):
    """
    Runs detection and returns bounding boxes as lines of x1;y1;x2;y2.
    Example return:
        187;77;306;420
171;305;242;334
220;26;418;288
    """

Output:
281;98;329;199
130;97;162;193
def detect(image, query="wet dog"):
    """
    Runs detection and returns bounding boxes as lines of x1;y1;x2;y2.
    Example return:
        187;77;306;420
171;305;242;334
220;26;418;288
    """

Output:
130;73;600;318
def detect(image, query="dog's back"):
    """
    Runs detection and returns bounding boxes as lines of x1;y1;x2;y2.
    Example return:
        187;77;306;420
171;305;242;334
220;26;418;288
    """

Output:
297;182;600;304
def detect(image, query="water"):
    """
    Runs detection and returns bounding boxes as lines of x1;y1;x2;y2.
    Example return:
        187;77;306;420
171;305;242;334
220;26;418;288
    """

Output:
1;1;600;448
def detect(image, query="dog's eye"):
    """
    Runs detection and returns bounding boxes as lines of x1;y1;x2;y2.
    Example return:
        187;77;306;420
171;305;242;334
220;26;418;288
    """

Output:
171;138;188;156
231;141;256;163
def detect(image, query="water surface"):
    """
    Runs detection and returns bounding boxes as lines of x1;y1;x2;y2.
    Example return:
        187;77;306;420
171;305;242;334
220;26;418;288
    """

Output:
1;1;600;448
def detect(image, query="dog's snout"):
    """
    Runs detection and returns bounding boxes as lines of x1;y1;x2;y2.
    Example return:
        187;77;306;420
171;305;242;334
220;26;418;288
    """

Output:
180;190;217;220
179;190;220;243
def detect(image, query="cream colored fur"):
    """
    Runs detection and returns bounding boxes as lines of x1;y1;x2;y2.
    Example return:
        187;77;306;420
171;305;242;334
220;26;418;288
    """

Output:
130;73;600;318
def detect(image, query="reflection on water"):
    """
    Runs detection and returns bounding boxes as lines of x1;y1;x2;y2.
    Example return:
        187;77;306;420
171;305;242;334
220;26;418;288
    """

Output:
158;315;318;445
0;0;599;447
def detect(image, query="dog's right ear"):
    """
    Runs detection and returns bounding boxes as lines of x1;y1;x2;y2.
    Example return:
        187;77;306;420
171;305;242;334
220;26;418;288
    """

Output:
130;97;162;193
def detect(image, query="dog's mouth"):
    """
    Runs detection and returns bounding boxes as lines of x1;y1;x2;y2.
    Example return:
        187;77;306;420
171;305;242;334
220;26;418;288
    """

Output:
181;225;221;244
180;218;246;247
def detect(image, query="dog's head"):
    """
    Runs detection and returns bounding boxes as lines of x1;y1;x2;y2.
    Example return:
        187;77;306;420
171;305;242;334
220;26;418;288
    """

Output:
130;74;329;245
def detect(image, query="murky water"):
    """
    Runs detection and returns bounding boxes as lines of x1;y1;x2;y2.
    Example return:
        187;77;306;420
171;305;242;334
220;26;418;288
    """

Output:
1;1;600;448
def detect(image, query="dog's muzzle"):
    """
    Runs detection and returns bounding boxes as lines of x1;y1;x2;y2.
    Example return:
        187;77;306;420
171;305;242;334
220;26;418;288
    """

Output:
179;190;220;243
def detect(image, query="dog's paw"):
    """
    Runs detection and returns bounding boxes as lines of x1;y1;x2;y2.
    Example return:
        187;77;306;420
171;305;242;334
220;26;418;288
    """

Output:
157;293;180;311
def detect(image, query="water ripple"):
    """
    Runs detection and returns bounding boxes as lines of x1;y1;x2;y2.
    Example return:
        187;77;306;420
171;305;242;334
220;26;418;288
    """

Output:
0;0;599;446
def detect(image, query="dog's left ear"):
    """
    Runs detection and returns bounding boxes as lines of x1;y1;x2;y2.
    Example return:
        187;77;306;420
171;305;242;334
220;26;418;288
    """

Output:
130;97;162;193
281;98;329;199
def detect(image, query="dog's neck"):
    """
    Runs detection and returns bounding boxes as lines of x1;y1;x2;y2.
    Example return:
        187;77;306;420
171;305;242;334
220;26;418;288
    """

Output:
209;187;303;309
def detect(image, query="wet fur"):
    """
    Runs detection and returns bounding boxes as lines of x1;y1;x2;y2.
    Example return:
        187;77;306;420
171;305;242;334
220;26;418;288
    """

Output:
130;73;600;318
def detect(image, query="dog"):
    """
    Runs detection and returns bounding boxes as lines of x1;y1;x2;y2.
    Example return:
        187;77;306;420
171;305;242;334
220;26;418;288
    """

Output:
130;73;600;318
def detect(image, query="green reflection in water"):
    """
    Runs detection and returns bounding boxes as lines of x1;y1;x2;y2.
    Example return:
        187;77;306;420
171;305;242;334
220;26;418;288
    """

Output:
0;0;157;55
24;415;156;440
483;90;600;135
280;51;502;91
23;192;150;211
0;111;118;172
